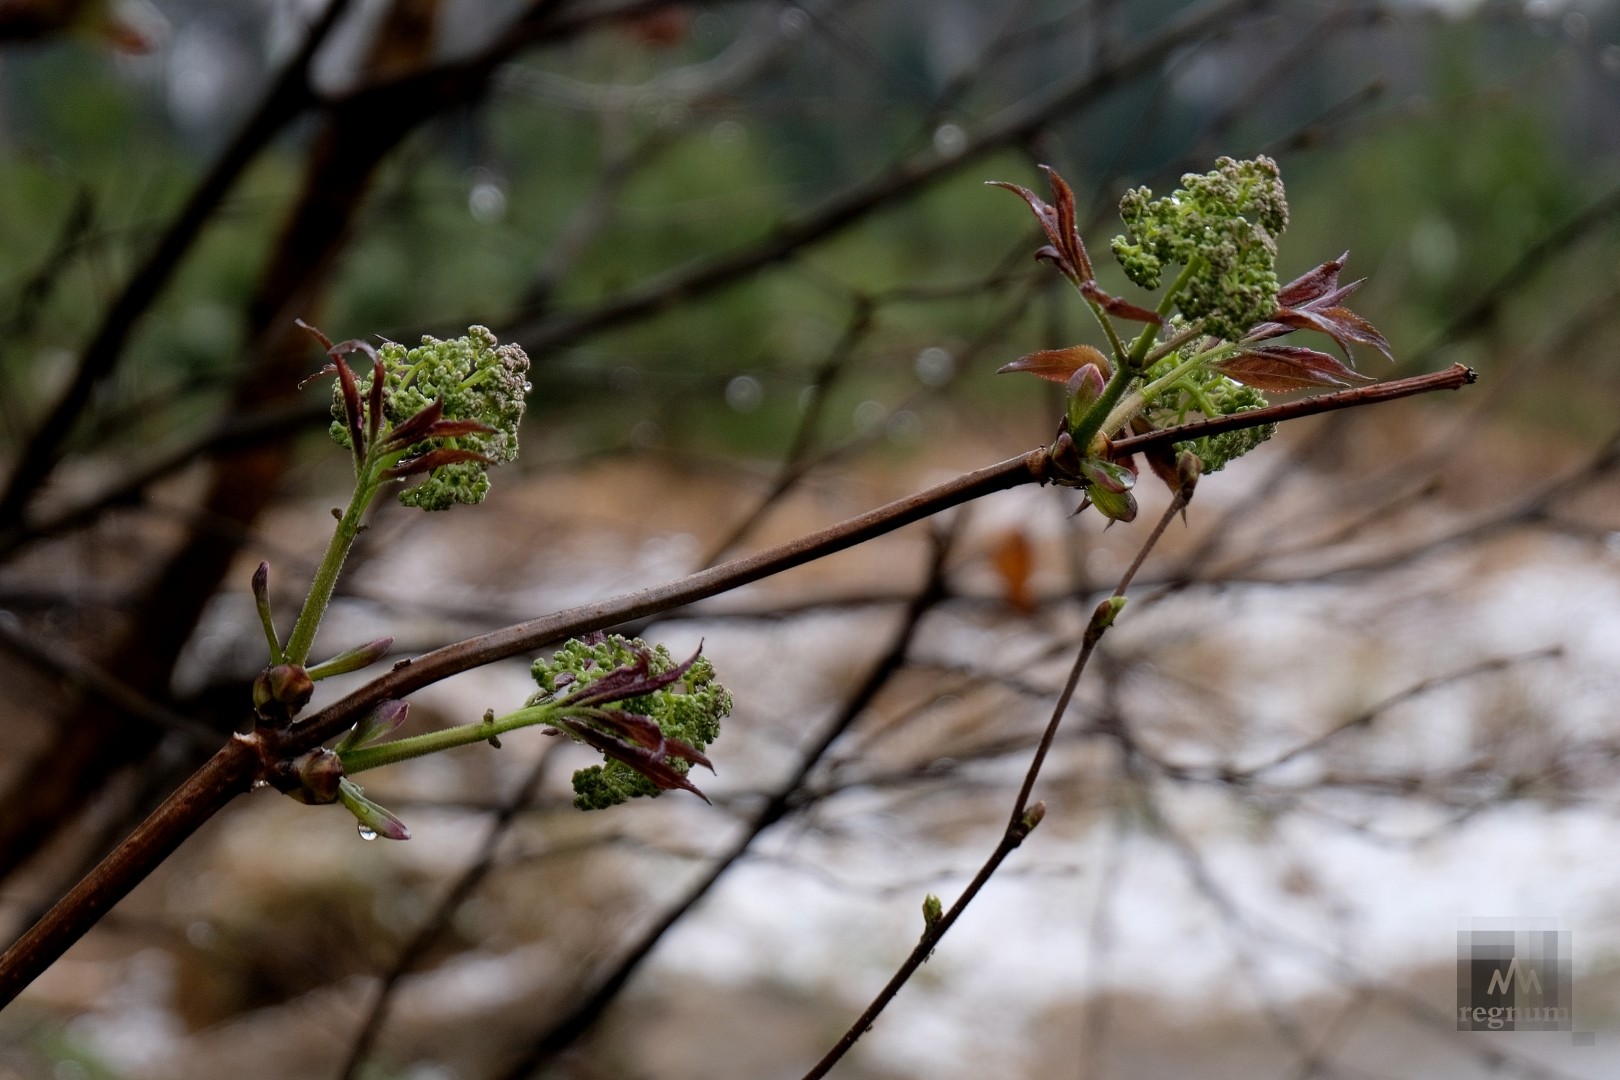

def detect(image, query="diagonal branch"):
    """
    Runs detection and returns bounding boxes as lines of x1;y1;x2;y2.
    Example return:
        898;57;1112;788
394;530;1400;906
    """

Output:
504;0;1269;353
0;363;1473;1007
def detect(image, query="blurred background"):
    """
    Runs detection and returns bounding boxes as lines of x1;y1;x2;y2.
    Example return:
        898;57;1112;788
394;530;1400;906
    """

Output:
1;0;1619;1077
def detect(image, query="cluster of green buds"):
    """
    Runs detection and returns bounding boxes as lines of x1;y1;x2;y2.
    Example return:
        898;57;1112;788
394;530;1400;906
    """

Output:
1111;156;1288;343
530;634;730;811
320;323;530;511
990;157;1390;522
260;632;729;839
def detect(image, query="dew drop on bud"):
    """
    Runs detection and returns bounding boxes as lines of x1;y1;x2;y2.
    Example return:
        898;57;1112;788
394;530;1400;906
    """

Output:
251;779;269;791
357;824;378;841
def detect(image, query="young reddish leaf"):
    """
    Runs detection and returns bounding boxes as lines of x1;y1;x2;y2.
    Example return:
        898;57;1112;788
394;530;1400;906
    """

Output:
327;338;380;367
368;356;385;444
583;707;666;750
1317;305;1393;361
998;344;1110;384
1216;346;1369;392
1143;443;1180;492
1039;165;1093;282
380;398;445;450
561;719;710;802
987;165;1094;282
416;419;498;441
381;447;493;480
661;735;715;772
561;645;701;708
1080;281;1163;325
295;317;335;351
1276;252;1347;308
334;355;365;464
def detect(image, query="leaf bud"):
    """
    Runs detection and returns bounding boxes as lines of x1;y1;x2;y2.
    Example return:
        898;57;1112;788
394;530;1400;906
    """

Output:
1065;362;1106;431
283;748;345;805
253;663;314;722
1087;484;1137;523
922;893;943;931
306;637;395;681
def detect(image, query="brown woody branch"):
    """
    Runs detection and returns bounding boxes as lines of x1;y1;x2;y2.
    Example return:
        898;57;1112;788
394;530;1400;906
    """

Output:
0;364;1472;1007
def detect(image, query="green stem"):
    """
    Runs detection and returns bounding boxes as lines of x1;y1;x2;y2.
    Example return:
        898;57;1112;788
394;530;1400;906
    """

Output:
1080;291;1130;367
1098;340;1238;438
339;702;561;773
1126;258;1202;368
284;470;380;666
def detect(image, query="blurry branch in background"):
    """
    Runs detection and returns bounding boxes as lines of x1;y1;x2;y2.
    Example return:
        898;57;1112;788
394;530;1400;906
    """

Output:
506;0;1269;352
337;747;561;1080
0;614;218;747
0;0;357;535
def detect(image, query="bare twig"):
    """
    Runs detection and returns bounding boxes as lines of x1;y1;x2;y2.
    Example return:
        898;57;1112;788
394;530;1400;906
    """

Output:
799;478;1195;1080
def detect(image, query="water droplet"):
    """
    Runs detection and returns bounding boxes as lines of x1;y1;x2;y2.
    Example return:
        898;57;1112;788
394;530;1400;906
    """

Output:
725;374;763;413
357;825;378;841
251;779;269;790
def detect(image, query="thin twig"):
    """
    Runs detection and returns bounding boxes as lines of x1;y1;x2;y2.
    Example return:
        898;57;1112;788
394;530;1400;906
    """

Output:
799;481;1193;1080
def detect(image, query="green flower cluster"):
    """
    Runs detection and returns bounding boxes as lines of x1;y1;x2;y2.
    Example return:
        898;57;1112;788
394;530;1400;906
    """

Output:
1143;352;1274;473
1111;156;1288;343
332;326;530;510
531;635;731;811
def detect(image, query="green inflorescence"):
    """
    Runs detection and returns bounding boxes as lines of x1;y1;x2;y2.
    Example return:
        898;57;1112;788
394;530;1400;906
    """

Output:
1143;350;1275;473
332;325;530;510
1111;156;1289;343
531;635;731;812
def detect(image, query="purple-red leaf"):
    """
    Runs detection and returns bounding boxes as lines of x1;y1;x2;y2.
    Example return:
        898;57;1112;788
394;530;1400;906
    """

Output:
562;646;701;709
584;707;666;750
381;447;493;480
335;353;365;463
1250;251;1393;366
1317;305;1393;360
415;419;497;441
1080;281;1163;325
368;357;385;445
560;719;710;802
662;735;714;772
381;398;445;450
295;318;334;351
1216;345;1370;392
998;344;1110;385
1276;252;1347;308
988;165;1094;283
